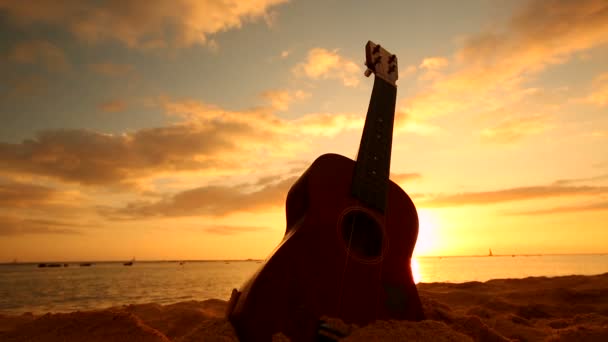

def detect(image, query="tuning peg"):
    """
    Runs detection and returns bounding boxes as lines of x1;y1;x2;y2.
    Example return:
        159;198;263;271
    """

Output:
364;69;372;77
373;44;381;54
389;54;396;63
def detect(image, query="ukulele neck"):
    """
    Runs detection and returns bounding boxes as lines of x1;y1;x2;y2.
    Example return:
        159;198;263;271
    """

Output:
351;76;397;213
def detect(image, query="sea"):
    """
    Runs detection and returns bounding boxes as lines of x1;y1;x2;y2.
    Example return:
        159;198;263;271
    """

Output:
1;254;607;315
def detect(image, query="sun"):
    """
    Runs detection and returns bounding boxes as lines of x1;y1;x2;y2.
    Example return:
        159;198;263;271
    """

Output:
414;209;440;256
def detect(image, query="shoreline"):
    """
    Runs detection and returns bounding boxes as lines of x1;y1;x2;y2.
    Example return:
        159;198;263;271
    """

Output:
1;273;607;341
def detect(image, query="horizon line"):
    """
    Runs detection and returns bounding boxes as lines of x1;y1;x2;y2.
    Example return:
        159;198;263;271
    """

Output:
2;252;607;265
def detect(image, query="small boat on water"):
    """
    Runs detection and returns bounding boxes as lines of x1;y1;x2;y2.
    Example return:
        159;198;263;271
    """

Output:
79;263;93;267
123;257;135;266
489;248;493;257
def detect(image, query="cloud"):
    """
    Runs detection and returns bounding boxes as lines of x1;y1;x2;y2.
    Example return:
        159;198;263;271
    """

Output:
0;125;245;186
8;40;69;71
480;113;552;143
260;89;310;111
419;57;448;70
511;200;608;215
584;72;608;107
399;65;417;79
0;216;84;235
292;112;363;136
0;98;365;186
293;48;362;87
552;174;608;186
0;0;289;48
202;225;269;235
98;99;127;113
0;181;58;208
390;173;422;184
89;63;135;77
420;184;608;208
108;176;297;218
400;0;608;124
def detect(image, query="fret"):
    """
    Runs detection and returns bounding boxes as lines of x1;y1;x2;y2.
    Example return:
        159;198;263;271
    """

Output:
351;76;397;212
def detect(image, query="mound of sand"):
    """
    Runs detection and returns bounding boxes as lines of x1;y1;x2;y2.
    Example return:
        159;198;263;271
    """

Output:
1;273;607;341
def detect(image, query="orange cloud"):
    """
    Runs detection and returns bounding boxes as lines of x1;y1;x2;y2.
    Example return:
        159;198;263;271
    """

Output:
399;65;417;79
419;57;448;70
0;215;84;235
512;200;608;215
0;126;244;186
585;72;608;107
293;48;361;87
260;89;310;111
8;40;69;71
480;113;552;144
390;173;422;184
400;0;608;128
98;99;127;113
0;181;58;208
202;225;270;235
0;0;289;48
293;112;363;136
420;184;608;208
0;98;367;186
108;176;296;218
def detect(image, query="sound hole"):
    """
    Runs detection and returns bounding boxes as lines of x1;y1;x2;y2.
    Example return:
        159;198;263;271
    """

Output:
341;210;383;260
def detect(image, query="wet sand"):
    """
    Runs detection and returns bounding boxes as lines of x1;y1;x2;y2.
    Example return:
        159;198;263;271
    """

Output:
1;273;607;341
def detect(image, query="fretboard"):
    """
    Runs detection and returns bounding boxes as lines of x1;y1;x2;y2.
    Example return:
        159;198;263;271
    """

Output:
351;76;397;213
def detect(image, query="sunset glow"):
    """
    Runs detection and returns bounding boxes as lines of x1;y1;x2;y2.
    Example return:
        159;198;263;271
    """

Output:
1;0;607;262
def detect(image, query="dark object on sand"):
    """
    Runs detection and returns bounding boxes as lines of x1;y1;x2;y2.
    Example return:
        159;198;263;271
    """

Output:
228;41;424;341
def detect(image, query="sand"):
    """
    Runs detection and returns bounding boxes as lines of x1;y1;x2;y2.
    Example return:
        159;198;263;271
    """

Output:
1;273;607;341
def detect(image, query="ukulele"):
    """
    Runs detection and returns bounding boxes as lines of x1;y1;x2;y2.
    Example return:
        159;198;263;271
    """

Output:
227;41;424;341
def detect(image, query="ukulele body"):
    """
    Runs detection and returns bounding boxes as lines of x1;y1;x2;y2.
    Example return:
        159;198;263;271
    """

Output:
227;153;424;341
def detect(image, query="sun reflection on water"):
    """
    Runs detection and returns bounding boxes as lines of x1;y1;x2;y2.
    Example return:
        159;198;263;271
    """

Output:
411;257;421;284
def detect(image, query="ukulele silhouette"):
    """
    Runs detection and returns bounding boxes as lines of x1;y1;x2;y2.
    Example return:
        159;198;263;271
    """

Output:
227;41;424;341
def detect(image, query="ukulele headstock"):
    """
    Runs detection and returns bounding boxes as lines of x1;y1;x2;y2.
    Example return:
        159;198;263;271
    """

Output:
364;41;398;86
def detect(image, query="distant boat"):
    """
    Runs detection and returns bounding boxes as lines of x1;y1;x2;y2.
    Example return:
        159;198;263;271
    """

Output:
38;263;62;268
79;263;93;267
489;249;493;257
124;257;135;266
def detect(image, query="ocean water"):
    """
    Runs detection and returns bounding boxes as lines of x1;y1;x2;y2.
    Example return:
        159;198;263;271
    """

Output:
1;255;607;315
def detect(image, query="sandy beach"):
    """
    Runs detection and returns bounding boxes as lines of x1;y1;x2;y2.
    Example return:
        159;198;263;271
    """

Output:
1;273;606;341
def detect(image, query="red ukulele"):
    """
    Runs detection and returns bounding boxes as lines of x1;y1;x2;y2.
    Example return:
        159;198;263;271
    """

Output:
227;41;424;341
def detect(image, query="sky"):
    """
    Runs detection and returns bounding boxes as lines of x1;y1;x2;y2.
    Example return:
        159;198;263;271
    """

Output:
0;0;607;262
